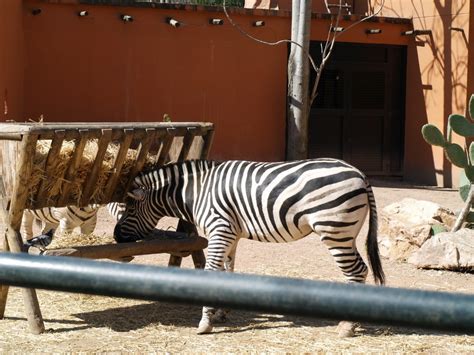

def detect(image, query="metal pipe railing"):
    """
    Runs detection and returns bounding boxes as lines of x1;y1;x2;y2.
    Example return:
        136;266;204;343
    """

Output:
0;252;472;333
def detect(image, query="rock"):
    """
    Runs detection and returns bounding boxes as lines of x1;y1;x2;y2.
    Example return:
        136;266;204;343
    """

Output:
378;198;456;261
408;229;474;271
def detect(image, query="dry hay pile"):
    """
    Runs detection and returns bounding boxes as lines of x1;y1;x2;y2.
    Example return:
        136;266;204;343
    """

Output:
29;140;160;205
47;231;115;250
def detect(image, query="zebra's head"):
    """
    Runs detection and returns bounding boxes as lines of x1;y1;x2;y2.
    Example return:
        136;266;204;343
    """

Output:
113;167;175;243
113;186;160;242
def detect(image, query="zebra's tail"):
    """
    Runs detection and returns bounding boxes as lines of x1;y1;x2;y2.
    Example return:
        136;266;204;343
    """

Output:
365;184;385;285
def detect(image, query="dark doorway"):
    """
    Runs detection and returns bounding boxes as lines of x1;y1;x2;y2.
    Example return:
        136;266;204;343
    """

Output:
308;42;406;176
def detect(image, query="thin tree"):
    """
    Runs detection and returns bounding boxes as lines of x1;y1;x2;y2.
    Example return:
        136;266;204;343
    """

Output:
223;0;386;160
287;0;386;160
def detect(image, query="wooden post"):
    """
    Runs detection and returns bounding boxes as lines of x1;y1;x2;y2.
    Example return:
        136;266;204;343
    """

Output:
0;234;9;318
0;176;9;318
5;134;45;334
170;219;206;268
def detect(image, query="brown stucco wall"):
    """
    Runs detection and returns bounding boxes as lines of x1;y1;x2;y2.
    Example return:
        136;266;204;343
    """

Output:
248;0;472;187
376;0;471;187
22;3;290;161
19;1;410;164
0;1;24;122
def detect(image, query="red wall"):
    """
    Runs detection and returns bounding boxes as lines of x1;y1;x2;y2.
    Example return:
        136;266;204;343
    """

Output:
0;0;24;122
22;3;289;161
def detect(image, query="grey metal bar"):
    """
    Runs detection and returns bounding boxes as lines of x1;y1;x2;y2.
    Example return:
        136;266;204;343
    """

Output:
0;252;472;333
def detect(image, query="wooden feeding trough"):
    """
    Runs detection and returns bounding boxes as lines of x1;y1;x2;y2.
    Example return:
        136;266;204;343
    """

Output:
0;122;214;334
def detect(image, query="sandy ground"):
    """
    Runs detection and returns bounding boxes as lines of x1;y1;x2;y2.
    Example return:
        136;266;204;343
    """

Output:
0;182;473;353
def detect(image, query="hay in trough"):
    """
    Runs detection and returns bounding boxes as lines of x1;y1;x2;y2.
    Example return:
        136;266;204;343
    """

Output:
28;139;161;205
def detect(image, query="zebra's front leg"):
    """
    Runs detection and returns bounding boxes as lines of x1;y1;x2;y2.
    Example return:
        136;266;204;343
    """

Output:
197;233;237;334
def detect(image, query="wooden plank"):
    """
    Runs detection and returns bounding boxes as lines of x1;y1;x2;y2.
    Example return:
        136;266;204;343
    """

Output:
103;129;134;202
5;133;45;334
0;122;214;138
200;128;215;159
168;255;183;267
80;129;113;205
28;233;208;260
157;129;176;166
192;250;206;269
178;128;198;161
121;129;157;198
0;176;9;318
56;130;94;207
168;219;203;268
33;130;66;208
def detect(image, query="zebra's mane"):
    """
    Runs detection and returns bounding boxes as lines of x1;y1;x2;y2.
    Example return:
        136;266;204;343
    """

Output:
133;160;221;190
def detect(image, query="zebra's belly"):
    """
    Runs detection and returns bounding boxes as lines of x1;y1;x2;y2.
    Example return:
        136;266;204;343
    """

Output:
241;224;313;243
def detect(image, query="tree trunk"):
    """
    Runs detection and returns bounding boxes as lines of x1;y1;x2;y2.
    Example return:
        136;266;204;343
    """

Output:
287;0;312;160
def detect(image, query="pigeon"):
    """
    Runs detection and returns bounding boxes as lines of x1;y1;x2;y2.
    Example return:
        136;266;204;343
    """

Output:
24;229;55;251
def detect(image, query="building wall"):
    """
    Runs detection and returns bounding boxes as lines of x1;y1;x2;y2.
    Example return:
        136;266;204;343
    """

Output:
369;1;471;187
20;1;409;165
0;1;24;122
249;0;472;187
21;3;290;161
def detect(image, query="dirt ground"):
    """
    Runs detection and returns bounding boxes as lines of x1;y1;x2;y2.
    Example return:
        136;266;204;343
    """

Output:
0;181;473;353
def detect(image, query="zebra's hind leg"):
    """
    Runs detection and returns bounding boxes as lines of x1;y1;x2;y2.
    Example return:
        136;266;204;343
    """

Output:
319;234;368;337
212;244;238;324
197;232;237;334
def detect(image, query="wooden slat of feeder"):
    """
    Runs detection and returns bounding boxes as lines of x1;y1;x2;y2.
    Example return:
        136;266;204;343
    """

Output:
200;129;215;159
121;128;157;196
56;130;95;207
103;129;134;202
147;130;166;157
80;129;113;205
178;128;198;161
28;232;208;260
157;130;176;166
33;130;66;207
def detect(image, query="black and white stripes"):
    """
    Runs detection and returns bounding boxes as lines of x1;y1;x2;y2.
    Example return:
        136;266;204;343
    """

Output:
21;205;101;241
114;158;385;333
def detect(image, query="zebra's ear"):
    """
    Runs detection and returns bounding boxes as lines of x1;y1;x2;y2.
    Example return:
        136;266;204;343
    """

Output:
127;189;146;201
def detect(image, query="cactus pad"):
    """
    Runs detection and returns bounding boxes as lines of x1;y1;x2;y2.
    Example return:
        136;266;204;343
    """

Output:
448;114;474;137
421;124;446;147
445;143;468;167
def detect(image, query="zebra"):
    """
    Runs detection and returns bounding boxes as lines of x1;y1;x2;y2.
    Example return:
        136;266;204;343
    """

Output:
114;159;385;336
22;203;126;249
21;205;101;242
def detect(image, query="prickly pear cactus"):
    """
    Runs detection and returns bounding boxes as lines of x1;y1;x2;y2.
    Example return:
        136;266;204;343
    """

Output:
422;94;474;231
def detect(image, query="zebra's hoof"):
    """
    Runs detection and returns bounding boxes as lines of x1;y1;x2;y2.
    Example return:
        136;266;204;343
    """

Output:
212;309;228;323
336;321;357;338
196;320;213;334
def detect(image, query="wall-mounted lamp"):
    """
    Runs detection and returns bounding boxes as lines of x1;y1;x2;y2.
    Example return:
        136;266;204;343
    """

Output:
166;17;181;28
366;28;382;35
121;14;134;23
253;20;265;27
401;29;431;36
328;3;352;14
331;26;344;32
31;8;42;16
209;18;224;26
77;10;89;17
